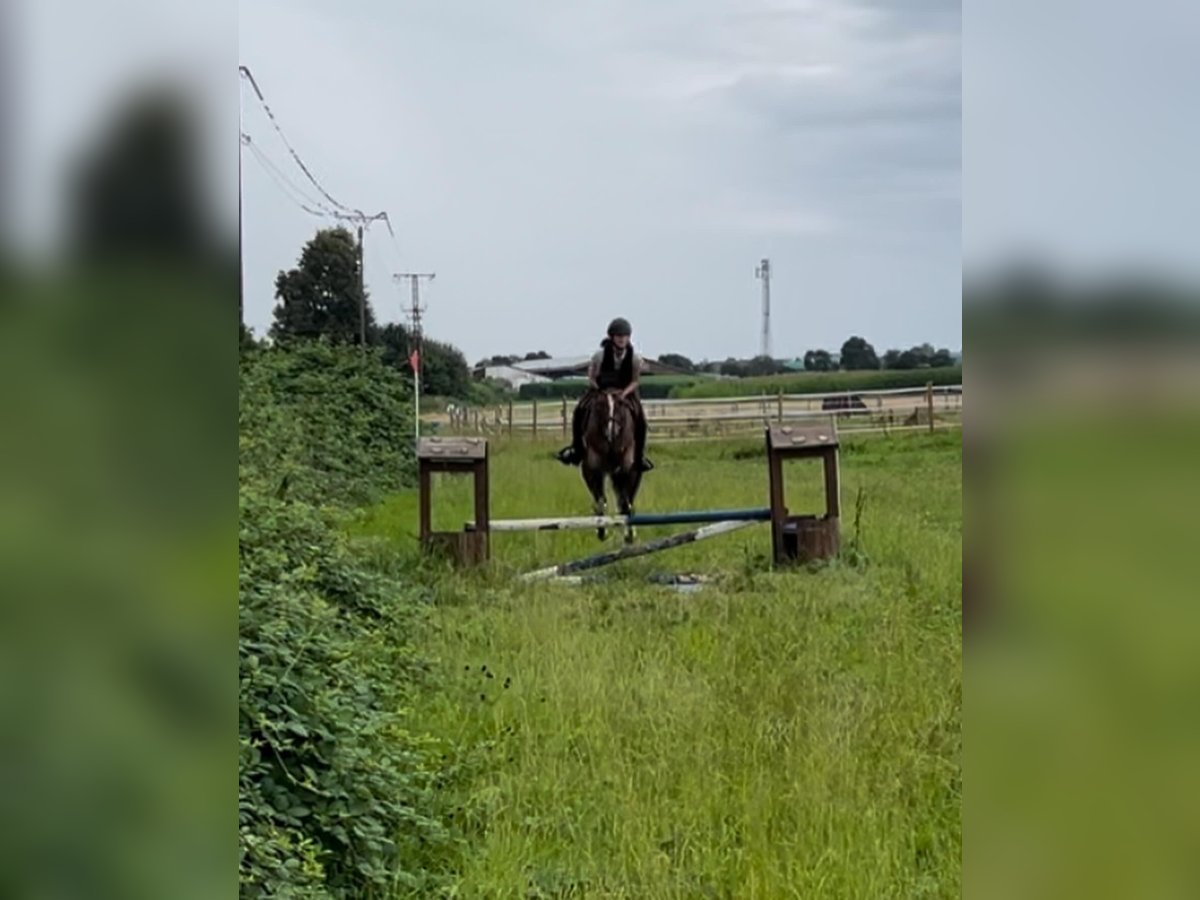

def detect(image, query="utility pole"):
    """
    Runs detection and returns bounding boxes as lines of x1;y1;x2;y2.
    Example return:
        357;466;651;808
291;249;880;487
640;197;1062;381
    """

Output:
357;225;366;347
393;272;436;443
239;66;262;333
756;258;772;359
239;132;247;332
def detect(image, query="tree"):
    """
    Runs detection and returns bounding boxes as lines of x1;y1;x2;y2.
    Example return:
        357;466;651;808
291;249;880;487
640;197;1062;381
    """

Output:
658;353;696;373
421;338;472;398
745;355;786;377
477;354;519;368
378;323;414;370
803;349;835;372
719;358;747;377
523;351;551;361
839;336;880;370
240;322;259;354
68;86;213;262
378;323;472;398
881;343;956;369
270;227;377;345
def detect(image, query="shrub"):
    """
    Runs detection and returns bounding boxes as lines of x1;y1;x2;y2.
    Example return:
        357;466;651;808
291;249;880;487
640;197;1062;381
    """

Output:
240;342;452;897
239;485;451;897
240;341;415;507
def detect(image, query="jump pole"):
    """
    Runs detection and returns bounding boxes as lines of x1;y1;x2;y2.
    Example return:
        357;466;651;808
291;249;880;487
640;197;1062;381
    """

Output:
469;506;771;533
521;519;758;581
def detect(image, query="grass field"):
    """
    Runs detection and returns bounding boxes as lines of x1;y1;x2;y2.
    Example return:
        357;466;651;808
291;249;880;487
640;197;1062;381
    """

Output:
353;432;961;897
671;367;962;399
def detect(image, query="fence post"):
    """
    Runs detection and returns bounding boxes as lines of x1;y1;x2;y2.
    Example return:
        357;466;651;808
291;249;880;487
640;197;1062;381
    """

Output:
561;396;568;439
776;389;784;424
532;399;538;440
507;401;513;437
925;381;935;434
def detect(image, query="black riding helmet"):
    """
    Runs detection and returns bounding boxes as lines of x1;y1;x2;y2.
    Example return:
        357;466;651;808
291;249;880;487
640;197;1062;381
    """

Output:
607;317;632;337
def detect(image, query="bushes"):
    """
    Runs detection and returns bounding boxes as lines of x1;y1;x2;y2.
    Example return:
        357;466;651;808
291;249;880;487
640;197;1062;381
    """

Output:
239;487;451;897
671;366;963;399
240;341;415;507
240;342;452;897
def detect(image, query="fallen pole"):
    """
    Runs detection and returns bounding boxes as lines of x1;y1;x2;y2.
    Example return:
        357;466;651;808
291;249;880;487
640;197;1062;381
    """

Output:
521;519;759;581
469;506;771;533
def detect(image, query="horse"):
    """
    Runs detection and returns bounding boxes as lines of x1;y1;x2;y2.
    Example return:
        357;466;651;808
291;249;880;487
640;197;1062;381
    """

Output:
579;389;643;543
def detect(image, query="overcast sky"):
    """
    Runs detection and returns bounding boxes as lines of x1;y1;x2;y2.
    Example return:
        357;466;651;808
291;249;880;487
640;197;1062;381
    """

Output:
239;0;960;363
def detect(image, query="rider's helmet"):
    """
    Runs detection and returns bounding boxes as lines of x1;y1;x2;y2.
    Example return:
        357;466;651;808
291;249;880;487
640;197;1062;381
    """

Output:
607;317;632;337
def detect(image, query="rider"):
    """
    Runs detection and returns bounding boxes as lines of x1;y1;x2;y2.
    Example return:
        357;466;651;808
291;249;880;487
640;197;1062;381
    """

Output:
556;317;653;472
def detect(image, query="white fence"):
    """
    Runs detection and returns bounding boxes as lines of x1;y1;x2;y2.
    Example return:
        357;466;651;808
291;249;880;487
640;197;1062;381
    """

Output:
436;384;963;441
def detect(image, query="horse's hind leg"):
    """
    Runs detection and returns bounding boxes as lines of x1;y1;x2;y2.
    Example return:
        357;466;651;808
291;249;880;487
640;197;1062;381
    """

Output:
613;470;639;544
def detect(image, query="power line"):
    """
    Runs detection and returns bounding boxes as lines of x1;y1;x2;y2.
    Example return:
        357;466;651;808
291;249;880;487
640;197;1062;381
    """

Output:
239;64;407;327
242;131;336;219
239;65;365;219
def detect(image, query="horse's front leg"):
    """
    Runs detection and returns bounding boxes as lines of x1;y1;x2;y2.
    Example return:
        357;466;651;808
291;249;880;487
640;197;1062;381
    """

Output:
582;465;608;541
614;471;637;544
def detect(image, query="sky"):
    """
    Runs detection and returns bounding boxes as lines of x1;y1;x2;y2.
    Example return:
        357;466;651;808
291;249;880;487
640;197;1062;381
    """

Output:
239;0;961;363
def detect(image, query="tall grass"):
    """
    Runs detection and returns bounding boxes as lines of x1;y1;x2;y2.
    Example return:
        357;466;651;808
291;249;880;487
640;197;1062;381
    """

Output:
354;432;962;897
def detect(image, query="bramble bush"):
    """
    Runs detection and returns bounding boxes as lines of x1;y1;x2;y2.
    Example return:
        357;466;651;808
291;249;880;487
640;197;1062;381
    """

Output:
239;342;455;897
240;341;416;507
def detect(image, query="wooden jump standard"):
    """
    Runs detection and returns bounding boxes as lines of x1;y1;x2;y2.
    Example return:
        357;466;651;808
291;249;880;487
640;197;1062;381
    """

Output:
417;423;840;571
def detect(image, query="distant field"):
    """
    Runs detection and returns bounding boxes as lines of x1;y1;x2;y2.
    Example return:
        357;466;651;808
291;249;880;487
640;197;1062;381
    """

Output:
353;432;962;897
672;366;963;399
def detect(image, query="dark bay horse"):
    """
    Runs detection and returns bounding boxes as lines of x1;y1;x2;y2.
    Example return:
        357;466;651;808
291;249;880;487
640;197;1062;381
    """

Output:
580;390;643;542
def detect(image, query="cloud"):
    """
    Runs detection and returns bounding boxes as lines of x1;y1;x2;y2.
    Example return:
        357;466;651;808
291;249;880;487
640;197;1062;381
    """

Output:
239;0;962;360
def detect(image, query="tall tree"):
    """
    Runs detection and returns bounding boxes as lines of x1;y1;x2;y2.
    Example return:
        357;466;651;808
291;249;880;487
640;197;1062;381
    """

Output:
379;323;472;398
839;336;880;370
271;227;376;345
421;338;472;398
803;349;835;372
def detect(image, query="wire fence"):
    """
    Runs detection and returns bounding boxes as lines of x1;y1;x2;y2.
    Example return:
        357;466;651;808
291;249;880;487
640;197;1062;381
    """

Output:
432;384;963;442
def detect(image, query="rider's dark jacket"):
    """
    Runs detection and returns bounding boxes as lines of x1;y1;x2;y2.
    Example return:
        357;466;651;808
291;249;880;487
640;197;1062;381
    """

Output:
594;340;637;391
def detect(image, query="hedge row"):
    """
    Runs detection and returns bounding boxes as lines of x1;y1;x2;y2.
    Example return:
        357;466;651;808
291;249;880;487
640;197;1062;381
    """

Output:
239;342;452;897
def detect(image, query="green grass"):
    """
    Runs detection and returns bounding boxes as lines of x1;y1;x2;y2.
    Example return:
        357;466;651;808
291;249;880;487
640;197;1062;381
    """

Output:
353;433;961;897
671;367;963;399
